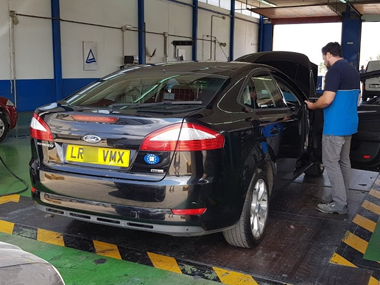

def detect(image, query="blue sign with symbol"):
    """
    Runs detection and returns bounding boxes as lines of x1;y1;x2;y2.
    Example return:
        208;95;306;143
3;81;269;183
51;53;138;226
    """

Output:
86;49;96;64
83;41;98;71
144;154;160;165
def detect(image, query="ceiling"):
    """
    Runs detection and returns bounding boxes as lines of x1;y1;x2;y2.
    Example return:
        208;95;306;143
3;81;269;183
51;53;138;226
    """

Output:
242;0;380;24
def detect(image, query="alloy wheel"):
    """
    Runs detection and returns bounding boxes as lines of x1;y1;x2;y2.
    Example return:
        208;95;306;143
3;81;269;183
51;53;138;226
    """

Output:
0;119;5;138
250;178;268;239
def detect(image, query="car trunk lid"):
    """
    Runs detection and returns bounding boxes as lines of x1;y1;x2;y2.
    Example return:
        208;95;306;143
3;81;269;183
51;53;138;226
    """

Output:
31;105;222;182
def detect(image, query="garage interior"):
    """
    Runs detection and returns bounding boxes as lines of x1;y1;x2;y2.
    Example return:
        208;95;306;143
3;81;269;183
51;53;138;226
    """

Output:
1;1;380;285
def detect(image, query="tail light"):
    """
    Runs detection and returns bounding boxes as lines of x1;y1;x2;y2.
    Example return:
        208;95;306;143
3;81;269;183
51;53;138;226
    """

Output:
30;113;54;141
140;123;224;152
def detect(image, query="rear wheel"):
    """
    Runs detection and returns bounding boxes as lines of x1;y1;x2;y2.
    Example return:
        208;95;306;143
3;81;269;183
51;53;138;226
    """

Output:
0;113;9;142
223;170;269;248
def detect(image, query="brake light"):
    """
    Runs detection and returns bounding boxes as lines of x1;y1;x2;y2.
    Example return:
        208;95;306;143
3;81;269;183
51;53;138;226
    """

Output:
364;155;371;159
31;187;36;193
172;208;207;215
140;123;224;151
30;113;54;141
71;114;118;123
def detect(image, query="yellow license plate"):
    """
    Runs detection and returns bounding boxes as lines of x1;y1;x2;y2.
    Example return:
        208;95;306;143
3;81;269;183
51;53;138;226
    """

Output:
66;145;130;167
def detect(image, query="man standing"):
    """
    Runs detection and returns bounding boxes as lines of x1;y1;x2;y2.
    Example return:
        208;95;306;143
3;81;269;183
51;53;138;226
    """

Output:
305;42;360;215
359;65;365;73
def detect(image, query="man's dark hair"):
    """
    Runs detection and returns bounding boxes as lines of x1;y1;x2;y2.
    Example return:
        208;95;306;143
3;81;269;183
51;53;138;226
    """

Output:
321;42;343;57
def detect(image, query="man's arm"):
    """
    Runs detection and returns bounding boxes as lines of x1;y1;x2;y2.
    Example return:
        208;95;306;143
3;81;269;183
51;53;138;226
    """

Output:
305;91;336;110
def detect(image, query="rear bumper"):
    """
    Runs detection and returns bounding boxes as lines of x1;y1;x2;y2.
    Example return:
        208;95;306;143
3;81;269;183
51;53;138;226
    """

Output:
30;167;239;236
34;202;210;236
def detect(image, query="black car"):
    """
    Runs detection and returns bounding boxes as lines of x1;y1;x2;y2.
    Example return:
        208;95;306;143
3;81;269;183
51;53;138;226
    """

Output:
30;52;360;249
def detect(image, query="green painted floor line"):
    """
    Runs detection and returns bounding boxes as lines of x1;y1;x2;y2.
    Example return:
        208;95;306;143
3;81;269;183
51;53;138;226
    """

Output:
365;216;380;262
0;131;31;198
0;232;220;285
0;219;287;285
364;187;380;262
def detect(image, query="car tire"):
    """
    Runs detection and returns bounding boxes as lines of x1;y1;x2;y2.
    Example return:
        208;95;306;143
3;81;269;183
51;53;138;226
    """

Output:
0;113;9;142
304;162;324;176
223;170;269;248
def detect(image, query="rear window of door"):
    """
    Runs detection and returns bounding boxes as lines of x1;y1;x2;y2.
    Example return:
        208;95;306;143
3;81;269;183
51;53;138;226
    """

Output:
239;74;286;110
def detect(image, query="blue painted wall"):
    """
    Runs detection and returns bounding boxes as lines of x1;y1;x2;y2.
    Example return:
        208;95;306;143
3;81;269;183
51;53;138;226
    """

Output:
62;78;98;98
0;79;97;112
0;81;12;102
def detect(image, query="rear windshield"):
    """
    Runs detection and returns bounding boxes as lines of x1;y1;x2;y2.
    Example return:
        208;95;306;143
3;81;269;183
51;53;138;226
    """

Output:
65;68;228;108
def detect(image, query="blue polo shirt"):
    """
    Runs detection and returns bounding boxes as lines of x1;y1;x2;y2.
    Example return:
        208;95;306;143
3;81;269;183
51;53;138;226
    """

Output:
323;59;360;136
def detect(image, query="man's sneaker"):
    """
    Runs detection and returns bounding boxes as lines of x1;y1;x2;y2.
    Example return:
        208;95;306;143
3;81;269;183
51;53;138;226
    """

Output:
316;202;348;215
321;194;332;204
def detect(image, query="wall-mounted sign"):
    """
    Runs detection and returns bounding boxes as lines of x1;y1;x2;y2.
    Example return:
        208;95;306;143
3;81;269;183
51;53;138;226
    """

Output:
83;41;98;71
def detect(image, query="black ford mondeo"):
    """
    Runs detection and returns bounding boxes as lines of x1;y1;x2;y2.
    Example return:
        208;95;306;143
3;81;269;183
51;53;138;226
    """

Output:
30;52;324;248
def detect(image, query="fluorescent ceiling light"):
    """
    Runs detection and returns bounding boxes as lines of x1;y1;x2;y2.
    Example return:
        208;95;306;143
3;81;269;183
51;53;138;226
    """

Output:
257;0;277;7
340;0;346;3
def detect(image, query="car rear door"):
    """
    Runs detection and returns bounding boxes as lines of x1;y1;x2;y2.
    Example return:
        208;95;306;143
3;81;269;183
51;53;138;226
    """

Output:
242;70;310;190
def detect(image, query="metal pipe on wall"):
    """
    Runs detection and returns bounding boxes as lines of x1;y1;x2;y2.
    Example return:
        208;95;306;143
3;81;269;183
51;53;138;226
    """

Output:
163;32;168;61
9;10;18;107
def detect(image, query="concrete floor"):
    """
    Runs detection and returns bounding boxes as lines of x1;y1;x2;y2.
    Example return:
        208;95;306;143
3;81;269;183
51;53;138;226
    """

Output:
1;112;380;285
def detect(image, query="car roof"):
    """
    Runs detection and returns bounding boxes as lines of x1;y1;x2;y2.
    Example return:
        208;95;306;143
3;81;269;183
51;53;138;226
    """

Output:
116;61;259;78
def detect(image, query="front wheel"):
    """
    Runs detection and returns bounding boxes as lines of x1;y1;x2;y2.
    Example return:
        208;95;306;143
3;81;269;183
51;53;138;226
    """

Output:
223;170;269;248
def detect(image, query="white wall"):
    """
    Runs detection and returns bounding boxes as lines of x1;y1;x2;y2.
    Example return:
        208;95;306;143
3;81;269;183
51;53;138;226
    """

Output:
0;0;259;81
60;0;138;78
1;0;53;80
234;16;259;59
0;1;12;80
198;4;230;61
145;0;193;63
